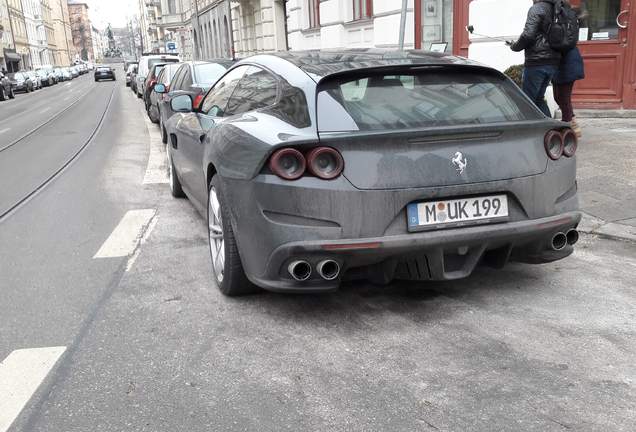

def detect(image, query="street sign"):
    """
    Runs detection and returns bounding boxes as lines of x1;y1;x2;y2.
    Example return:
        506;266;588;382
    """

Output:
166;42;177;51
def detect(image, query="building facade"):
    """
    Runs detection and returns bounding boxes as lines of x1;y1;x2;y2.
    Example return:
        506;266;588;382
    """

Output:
286;0;416;50
1;0;15;70
67;0;93;61
6;0;27;70
22;0;52;68
158;0;191;58
50;0;72;65
137;0;163;53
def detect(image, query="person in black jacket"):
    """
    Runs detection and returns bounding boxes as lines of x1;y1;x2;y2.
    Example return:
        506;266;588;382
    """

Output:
510;0;562;117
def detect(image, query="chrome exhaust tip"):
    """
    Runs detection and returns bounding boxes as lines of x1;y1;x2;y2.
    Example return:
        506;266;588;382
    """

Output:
551;232;567;251
288;260;311;281
566;229;579;246
317;260;340;281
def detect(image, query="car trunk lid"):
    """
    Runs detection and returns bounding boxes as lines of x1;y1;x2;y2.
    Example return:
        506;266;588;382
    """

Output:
318;123;550;190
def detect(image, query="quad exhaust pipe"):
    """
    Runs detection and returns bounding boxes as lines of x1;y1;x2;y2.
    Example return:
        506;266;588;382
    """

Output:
551;229;579;251
551;232;567;251
566;229;579;246
288;259;341;281
288;260;312;281
317;260;340;281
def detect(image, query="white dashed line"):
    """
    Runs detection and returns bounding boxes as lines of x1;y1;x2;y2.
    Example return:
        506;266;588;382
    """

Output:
0;346;67;432
63;96;70;101
93;209;157;261
0;128;9;134
142;117;169;184
40;107;51;114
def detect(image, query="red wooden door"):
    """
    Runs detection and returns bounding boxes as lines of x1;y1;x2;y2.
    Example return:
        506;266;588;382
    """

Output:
570;0;635;108
453;0;473;56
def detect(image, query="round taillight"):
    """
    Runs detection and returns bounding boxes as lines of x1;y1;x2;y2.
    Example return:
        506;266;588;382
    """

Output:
306;147;344;180
562;129;577;157
269;148;306;180
544;130;563;160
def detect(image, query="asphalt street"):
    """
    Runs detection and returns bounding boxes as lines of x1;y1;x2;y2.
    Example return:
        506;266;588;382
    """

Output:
0;73;635;431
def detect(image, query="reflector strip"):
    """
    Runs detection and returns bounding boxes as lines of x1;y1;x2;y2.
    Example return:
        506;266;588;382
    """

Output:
323;242;382;251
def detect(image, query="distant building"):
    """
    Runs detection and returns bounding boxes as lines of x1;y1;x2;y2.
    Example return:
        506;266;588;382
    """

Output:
50;0;73;65
67;0;93;61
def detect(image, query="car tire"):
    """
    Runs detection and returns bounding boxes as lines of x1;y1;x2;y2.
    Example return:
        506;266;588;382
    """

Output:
137;92;142;99
161;122;168;144
151;105;159;124
8;87;15;99
208;175;260;297
167;146;185;198
0;87;5;101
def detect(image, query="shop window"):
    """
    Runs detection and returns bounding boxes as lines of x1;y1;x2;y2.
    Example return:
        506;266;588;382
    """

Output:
308;0;320;28
353;0;373;20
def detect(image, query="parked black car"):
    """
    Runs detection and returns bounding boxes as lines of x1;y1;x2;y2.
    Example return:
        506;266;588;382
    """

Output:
143;63;167;112
0;71;16;101
94;66;116;81
154;60;234;142
9;72;34;93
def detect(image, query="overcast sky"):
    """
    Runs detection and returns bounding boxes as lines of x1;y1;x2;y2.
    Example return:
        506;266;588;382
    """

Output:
87;0;138;29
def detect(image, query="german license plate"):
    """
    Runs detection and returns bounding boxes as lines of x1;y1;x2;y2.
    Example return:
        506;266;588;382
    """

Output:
407;195;509;231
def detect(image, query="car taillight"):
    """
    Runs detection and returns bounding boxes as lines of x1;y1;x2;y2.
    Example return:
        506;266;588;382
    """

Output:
544;130;564;160
562;129;577;157
193;94;204;110
545;128;577;160
268;147;344;180
269;148;306;180
306;147;344;180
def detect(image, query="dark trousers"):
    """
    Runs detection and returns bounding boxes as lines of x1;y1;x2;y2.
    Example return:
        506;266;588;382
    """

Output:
553;82;575;122
522;65;558;117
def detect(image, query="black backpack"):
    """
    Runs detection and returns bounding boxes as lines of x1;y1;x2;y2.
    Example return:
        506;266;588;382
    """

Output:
547;0;579;52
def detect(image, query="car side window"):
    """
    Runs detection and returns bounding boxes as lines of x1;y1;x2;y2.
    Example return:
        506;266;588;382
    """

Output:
171;66;186;90
225;66;278;117
200;66;249;117
157;69;166;84
181;67;193;89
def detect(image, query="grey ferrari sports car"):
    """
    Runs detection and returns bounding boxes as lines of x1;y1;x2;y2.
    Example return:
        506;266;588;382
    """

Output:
164;49;581;296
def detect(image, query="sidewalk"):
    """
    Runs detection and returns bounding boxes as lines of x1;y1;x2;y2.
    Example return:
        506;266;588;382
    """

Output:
575;117;636;242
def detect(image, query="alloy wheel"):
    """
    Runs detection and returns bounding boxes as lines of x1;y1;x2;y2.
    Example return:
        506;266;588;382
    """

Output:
208;187;224;284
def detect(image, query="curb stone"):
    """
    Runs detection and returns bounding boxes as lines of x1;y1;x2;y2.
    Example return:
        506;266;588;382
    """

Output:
578;212;636;243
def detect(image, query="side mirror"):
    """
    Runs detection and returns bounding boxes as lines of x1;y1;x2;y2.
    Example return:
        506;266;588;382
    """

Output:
171;94;193;113
154;83;166;93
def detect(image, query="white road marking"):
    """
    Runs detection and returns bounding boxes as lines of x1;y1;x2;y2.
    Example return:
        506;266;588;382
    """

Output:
611;128;636;133
0;346;67;432
64;82;72;87
63;96;70;101
94;209;157;260
142;116;169;184
0;128;10;134
40;107;50;114
125;214;159;271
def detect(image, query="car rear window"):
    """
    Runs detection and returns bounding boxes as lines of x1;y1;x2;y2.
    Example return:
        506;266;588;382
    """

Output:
97;67;110;72
148;58;178;69
194;63;229;85
317;69;542;132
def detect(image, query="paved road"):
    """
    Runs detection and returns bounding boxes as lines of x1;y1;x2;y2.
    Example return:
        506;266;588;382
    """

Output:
0;76;635;432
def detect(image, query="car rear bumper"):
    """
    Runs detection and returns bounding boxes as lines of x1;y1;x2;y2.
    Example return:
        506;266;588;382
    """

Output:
221;158;580;292
248;212;580;292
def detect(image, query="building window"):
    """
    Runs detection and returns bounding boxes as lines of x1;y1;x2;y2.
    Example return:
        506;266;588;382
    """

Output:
308;0;320;28
352;0;372;20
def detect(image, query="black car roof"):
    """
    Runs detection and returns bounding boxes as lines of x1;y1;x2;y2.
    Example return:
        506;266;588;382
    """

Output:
270;49;481;78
